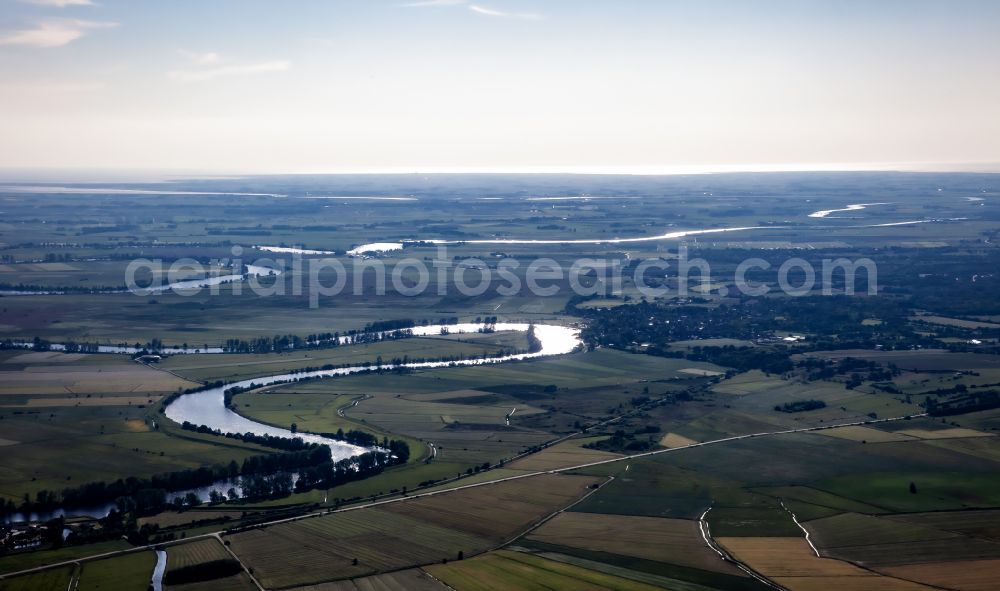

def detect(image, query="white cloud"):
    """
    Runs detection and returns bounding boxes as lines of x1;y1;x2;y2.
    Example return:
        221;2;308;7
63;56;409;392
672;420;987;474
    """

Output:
179;50;223;66
167;60;291;83
0;19;117;48
19;0;96;6
469;5;541;20
402;0;467;5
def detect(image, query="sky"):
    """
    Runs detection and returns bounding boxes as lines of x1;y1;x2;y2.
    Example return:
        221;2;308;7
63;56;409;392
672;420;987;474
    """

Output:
1;0;999;175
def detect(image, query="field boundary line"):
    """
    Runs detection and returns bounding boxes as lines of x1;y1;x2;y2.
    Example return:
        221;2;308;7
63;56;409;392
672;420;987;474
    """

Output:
698;507;786;591
213;533;265;591
779;500;820;557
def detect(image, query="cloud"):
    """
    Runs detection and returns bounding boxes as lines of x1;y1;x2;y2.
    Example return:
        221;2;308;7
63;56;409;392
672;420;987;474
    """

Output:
167;60;291;83
401;0;467;5
0;19;117;48
469;5;541;19
19;0;96;6
179;50;223;66
402;1;542;20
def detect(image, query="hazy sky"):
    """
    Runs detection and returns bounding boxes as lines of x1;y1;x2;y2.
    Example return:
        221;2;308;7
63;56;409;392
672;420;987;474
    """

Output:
1;0;998;174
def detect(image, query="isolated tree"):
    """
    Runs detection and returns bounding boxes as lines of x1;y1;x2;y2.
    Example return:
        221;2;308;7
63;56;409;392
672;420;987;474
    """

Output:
909;482;918;494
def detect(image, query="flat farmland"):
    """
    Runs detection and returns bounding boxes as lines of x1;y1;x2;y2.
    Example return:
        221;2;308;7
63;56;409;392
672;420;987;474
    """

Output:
267;349;724;397
0;350;196;397
0;401;271;501
525;512;745;575
162;333;527;382
658;432;698;448
227;473;600;588
804;512;960;552
78;552;156;591
425;550;664;591
803;349;1000;372
339;389;551;466
717;537;937;591
167;572;258;591
0;566;74;591
166;538;232;572
294;568;449;591
815;426;917;443
879;559;1000;591
506;438;621;472
885;509;1000;539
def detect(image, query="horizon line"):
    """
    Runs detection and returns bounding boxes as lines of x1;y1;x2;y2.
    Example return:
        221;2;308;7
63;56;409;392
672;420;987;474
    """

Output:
1;161;999;183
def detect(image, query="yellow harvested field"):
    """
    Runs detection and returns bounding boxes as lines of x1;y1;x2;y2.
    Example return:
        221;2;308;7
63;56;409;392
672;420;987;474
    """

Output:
659;432;698;448
527;512;743;575
816;426;916;443
719;537;937;591
124;418;150;432
506;441;621;471
879;559;1000;591
895;428;993;440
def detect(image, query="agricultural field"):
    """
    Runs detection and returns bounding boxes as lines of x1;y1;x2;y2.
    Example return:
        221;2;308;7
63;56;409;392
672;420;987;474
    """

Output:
878;559;1000;591
2;174;1000;590
525;512;742;575
165;538;232;572
0;350;195;398
717;537;937;590
0;566;73;591
425;549;664;591
293;569;448;591
77;551;156;591
162;331;529;382
226;473;600;588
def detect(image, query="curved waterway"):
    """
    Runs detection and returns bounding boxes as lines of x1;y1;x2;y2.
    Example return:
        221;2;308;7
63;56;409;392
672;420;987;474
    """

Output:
164;323;580;461
0;264;279;297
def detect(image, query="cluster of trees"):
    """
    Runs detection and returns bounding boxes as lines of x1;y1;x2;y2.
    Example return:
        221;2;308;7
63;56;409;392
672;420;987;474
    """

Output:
180;422;325;453
9;442;332;517
292;442;410;493
775;399;827;413
527;324;542;353
569;294;967;375
925;390;1000;416
585;427;661;453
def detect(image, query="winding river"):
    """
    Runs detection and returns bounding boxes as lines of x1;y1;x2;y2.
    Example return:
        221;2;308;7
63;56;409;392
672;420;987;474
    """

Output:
2;323;580;523
163;323;581;461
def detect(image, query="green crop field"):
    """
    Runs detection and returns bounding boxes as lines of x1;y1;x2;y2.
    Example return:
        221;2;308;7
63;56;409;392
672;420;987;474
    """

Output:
426;550;667;591
78;552;156;591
